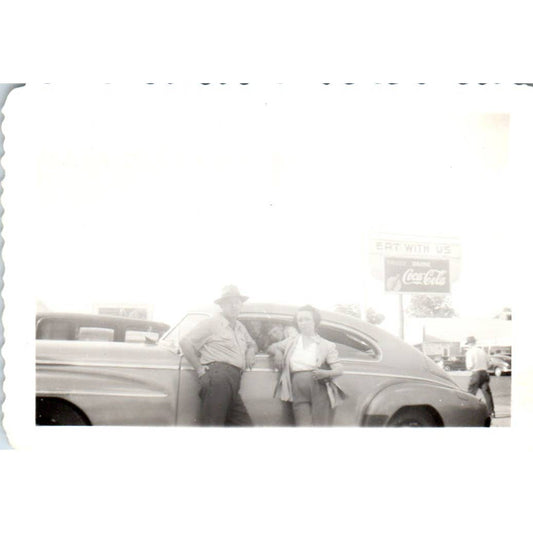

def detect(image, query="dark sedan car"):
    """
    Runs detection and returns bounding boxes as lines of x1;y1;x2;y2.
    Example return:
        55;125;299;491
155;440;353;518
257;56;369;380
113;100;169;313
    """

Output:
442;356;467;372
36;303;491;427
489;354;512;377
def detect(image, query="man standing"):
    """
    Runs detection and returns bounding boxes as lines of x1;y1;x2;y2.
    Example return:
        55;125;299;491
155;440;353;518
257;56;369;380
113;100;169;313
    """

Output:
465;336;495;417
180;285;257;426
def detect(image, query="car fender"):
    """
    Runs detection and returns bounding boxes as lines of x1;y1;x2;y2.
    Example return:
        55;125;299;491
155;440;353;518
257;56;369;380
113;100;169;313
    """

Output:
36;362;181;426
362;379;487;427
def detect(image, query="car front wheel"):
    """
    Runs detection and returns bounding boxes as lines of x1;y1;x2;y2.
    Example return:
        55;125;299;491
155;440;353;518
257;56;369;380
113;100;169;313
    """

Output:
36;397;91;426
387;408;438;427
494;367;502;377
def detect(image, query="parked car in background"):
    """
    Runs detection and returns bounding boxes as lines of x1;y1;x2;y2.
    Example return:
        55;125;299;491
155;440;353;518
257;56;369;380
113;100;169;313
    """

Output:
442;356;467;372
36;303;491;427
36;312;170;343
489;354;512;377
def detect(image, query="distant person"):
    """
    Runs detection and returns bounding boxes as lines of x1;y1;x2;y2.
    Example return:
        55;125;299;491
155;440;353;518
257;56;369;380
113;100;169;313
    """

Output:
267;305;345;426
179;285;257;426
465;336;495;418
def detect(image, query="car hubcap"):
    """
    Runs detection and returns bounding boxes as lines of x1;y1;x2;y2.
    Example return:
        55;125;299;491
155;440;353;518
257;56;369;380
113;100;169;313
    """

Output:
399;419;423;427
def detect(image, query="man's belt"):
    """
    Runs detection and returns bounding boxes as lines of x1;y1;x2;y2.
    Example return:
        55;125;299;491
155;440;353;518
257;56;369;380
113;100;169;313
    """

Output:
204;361;244;374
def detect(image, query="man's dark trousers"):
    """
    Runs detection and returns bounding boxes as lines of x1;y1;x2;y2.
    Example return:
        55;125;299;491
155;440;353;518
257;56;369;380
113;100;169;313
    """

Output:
198;362;253;426
468;370;495;413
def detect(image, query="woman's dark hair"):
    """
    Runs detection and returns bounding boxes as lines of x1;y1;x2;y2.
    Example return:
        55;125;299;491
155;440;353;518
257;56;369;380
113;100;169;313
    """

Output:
293;305;321;331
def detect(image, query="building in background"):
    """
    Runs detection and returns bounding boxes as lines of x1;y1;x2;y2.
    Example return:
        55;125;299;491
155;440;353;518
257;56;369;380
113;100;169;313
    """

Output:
93;303;154;321
406;317;512;362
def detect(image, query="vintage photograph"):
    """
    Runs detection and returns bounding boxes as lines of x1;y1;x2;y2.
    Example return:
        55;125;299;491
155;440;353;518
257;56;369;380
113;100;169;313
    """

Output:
2;3;532;531
1;83;517;436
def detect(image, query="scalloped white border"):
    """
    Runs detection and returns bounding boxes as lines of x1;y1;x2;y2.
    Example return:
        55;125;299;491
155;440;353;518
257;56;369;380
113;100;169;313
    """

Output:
2;83;532;450
0;83;24;449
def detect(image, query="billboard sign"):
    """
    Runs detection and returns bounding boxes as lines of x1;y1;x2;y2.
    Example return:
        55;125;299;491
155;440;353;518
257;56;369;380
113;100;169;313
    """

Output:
369;233;461;283
371;237;461;258
384;257;450;294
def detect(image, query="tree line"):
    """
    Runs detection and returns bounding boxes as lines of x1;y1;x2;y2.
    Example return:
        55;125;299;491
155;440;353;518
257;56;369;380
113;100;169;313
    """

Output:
334;297;511;322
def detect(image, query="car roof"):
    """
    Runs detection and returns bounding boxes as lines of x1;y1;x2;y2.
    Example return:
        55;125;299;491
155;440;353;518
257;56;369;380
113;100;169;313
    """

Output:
189;301;400;345
36;312;170;331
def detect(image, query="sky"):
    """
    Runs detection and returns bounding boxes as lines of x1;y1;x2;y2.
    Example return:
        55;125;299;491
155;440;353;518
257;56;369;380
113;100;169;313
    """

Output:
5;83;515;334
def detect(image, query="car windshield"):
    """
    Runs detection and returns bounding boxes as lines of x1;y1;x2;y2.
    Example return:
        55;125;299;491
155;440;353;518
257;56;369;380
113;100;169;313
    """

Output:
159;313;210;351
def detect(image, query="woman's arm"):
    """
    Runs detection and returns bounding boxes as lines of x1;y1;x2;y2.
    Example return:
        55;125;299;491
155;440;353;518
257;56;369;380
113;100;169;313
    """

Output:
313;341;344;380
312;362;343;381
328;361;344;378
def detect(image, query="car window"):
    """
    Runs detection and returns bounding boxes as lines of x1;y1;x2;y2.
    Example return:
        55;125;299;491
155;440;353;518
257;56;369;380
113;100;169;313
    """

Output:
77;327;114;341
37;320;74;340
240;317;379;361
317;325;380;362
240;317;296;353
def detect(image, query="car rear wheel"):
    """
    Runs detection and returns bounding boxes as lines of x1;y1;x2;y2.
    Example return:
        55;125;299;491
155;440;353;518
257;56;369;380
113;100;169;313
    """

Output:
36;397;91;426
387;408;438;427
443;365;451;372
494;367;502;377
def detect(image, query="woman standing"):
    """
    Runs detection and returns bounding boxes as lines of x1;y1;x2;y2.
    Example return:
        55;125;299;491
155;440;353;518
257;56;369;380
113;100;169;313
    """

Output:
267;305;345;426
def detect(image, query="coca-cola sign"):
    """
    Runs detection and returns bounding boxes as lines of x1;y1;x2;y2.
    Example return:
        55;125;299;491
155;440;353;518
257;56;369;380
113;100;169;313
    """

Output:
384;257;450;294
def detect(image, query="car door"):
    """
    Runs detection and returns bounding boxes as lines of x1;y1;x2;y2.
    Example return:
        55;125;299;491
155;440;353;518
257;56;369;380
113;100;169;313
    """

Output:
175;314;294;425
316;322;388;426
240;315;300;425
239;351;294;426
240;316;391;427
158;312;211;425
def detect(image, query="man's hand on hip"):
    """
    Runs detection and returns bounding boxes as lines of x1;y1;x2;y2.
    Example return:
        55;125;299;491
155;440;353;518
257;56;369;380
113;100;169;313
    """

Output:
245;348;256;370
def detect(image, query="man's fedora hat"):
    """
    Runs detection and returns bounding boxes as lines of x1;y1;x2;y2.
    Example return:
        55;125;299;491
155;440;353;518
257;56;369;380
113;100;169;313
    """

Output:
465;336;477;346
215;285;249;305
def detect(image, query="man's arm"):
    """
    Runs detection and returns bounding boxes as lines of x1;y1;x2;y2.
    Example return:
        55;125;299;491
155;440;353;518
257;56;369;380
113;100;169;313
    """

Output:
242;324;258;370
179;337;206;377
179;319;213;378
465;349;473;370
245;346;257;370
